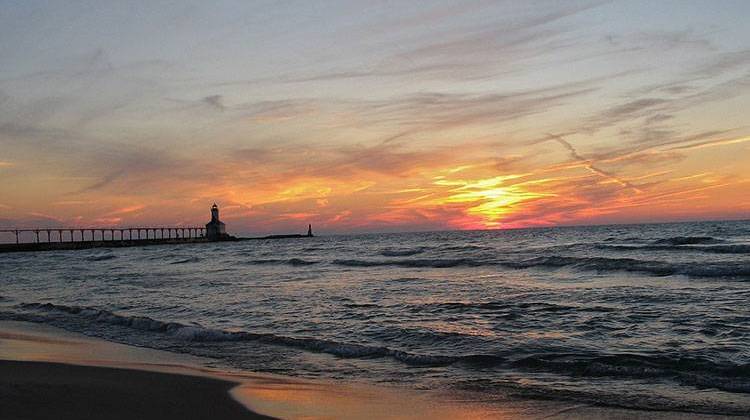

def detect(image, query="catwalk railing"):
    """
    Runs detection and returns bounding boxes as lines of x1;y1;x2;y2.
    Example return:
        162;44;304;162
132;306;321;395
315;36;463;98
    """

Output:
0;227;207;244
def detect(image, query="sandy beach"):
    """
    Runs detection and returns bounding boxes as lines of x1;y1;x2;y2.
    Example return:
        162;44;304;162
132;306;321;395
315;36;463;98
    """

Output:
0;321;272;420
0;320;740;419
0;359;269;420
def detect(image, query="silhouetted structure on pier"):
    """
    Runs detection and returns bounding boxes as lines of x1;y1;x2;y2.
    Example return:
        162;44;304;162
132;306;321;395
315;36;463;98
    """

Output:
205;203;229;240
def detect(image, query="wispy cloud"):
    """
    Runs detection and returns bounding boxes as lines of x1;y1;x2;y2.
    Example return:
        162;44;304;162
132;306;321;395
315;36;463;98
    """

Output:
547;133;643;192
1;1;749;231
201;94;225;111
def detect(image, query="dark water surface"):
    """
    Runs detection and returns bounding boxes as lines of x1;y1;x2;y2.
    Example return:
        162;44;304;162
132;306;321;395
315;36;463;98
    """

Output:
2;220;749;415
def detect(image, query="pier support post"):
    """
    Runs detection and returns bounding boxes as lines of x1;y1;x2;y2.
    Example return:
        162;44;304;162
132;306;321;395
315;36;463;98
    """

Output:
35;230;39;243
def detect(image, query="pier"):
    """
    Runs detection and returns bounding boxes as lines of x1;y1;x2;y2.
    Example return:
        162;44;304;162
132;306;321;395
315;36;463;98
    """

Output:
0;226;213;253
0;204;313;253
1;227;207;244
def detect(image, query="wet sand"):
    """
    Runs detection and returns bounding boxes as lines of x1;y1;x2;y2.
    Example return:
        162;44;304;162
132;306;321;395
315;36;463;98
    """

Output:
0;321;737;419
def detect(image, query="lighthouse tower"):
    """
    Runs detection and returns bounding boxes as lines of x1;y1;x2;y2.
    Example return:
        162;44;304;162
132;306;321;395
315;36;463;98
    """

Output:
211;203;220;221
205;203;227;240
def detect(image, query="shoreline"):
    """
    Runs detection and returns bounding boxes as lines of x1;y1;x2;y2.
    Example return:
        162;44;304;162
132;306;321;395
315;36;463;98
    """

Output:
0;320;738;419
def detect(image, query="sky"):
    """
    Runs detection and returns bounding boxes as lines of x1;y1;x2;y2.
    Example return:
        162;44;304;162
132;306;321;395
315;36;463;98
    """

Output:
1;0;749;235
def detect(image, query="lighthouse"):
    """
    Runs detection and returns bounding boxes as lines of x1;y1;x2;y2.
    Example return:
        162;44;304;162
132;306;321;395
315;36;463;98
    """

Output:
205;203;227;240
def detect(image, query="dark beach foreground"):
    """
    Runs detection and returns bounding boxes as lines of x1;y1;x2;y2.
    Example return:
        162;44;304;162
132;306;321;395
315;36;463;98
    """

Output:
0;321;274;420
0;360;271;420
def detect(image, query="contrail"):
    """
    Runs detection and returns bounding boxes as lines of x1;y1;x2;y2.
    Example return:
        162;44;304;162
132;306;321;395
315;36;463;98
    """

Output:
547;133;642;193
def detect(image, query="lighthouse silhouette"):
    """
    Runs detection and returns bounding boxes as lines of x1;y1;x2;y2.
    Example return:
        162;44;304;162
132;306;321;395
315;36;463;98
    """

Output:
205;203;227;240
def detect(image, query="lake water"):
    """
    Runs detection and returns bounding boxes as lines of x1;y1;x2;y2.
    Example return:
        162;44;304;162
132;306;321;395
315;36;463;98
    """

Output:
1;220;749;415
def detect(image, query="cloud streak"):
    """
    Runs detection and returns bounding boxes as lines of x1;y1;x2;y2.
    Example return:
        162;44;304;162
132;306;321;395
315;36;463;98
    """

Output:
1;1;749;232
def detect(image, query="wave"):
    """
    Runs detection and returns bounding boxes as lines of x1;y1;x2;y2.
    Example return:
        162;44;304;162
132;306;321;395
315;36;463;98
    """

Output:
598;243;750;254
653;236;724;245
14;302;452;366
333;258;486;268
417;300;618;314
509;256;750;278
170;257;202;264
333;256;750;279
379;247;425;257
86;254;117;261
700;244;750;254
511;353;750;394
244;258;318;266
10;301;750;394
287;258;317;266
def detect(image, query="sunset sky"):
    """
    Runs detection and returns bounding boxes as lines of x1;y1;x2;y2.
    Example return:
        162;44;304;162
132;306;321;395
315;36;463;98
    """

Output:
1;1;749;234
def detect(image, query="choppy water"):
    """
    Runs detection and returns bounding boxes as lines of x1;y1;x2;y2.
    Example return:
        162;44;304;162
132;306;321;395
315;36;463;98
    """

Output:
2;220;750;415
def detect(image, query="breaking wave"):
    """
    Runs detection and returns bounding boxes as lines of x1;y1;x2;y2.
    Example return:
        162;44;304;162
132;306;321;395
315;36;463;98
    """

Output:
9;301;750;395
13;302;451;366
